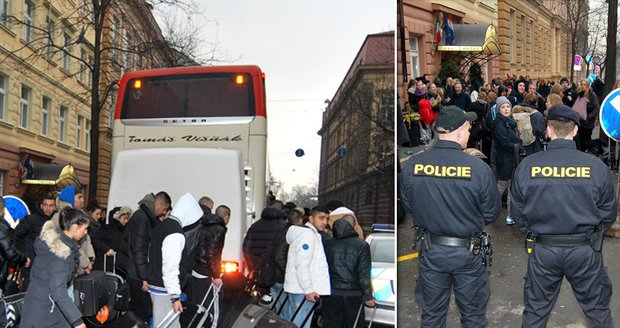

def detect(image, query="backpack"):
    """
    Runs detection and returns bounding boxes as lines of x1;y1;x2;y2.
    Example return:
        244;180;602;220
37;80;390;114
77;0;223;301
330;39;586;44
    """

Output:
417;99;436;125
180;219;204;288
513;112;536;146
482;104;497;134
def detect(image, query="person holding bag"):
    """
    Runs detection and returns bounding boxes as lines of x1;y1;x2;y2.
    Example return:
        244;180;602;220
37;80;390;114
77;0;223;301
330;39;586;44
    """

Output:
572;79;599;151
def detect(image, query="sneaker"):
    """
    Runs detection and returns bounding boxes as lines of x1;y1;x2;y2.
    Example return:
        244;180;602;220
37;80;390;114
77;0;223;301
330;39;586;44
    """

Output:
259;294;273;305
506;216;514;225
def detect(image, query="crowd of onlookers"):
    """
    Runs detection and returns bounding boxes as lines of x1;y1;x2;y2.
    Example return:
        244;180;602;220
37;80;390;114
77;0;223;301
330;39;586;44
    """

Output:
402;72;620;224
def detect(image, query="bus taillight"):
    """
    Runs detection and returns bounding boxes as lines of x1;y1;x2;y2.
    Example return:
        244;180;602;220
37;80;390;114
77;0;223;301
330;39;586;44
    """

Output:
235;75;245;85
221;261;240;273
133;80;142;89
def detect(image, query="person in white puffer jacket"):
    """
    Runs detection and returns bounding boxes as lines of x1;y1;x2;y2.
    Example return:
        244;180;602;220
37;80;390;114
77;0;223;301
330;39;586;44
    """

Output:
282;206;331;328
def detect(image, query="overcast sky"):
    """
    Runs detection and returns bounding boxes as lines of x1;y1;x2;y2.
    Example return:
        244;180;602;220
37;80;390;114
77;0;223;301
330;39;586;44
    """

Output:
158;1;395;194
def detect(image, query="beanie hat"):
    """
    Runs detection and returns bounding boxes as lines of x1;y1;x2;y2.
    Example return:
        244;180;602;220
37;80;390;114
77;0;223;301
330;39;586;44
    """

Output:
58;186;77;208
495;96;511;110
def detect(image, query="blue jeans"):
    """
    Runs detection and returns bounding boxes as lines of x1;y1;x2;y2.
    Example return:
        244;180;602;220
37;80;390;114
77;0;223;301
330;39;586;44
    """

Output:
282;292;315;328
271;283;285;314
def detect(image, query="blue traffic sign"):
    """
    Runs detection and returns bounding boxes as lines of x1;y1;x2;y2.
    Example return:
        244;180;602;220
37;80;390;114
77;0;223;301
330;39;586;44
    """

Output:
2;195;30;228
599;88;620;142
337;147;347;157
295;149;305;157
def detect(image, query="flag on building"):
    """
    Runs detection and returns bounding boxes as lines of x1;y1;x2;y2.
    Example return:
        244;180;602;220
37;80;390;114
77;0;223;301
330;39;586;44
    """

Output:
443;14;455;45
435;13;442;44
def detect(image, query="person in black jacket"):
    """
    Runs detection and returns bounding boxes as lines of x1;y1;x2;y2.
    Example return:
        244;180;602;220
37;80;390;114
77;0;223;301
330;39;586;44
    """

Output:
323;216;375;328
122;191;171;321
242;207;286;274
21;207;89;328
449;81;471;110
493;96;522;225
14;193;55;290
94;206;132;276
186;204;229;327
0;197;29;292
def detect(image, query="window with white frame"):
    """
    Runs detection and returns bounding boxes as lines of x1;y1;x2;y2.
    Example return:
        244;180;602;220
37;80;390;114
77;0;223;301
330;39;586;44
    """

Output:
520;15;525;63
510;9;516;63
85;118;90;151
41;96;50;136
20;86;30;129
63;32;71;71
0;0;8;25
77;114;83;148
111;18;119;57
45;16;55;59
123;33;132;68
108;89;117;128
88;55;93;86
0;171;4;196
23;1;33;42
409;36;419;80
59;106;67;142
0;75;5;121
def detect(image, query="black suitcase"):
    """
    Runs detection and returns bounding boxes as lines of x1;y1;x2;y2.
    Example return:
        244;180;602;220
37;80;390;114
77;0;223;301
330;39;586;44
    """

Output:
232;294;318;328
73;270;108;316
107;310;148;328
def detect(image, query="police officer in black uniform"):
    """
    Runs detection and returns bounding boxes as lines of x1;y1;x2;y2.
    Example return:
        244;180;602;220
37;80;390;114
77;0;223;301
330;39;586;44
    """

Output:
400;105;501;327
511;104;617;328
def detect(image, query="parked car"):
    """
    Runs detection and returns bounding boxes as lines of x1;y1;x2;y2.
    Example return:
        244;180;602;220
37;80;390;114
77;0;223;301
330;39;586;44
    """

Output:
365;224;395;327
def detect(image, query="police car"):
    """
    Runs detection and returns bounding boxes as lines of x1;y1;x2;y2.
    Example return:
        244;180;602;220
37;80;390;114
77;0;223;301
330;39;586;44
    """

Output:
365;224;395;327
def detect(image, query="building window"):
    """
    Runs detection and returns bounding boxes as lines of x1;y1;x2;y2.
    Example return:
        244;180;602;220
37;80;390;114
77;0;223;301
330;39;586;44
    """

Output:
77;114;83;148
0;171;4;195
111;18;119;57
23;1;33;42
20;86;30;129
41;96;50;136
85;118;91;151
63;32;71;72
529;20;533;66
510;9;515;63
88;55;93;86
409;36;419;80
59;106;67;142
45;16;55;59
0;75;5;121
0;0;8;25
123;33;132;68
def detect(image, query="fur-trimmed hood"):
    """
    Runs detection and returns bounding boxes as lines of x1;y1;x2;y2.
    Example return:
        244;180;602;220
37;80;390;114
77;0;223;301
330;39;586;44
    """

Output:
40;220;74;259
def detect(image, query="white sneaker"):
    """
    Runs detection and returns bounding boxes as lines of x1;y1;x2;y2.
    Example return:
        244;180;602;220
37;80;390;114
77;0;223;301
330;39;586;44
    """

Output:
506;216;515;225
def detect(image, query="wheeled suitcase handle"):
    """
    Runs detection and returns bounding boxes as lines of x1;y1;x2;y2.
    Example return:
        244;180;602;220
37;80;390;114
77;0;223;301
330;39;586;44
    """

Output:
157;309;181;328
353;302;378;328
291;296;320;328
103;253;116;274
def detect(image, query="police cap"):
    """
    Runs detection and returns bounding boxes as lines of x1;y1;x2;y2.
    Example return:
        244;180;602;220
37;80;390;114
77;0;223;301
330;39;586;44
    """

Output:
547;104;580;126
435;105;477;133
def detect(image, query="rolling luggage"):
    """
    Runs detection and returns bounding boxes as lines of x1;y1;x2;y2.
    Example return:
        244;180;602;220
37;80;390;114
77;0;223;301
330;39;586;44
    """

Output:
73;270;108;316
82;254;130;326
232;294;319;328
158;282;222;328
106;310;148;328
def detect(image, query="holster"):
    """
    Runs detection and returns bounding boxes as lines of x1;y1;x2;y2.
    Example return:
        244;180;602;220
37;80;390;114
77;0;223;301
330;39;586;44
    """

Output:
412;226;429;252
590;223;604;252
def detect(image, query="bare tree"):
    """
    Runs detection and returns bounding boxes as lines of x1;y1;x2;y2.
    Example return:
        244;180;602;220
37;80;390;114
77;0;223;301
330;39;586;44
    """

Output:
4;0;207;201
561;0;590;83
285;184;319;209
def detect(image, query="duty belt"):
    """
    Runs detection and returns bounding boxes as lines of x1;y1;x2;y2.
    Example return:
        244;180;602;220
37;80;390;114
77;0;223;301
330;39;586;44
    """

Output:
430;235;469;247
535;234;590;246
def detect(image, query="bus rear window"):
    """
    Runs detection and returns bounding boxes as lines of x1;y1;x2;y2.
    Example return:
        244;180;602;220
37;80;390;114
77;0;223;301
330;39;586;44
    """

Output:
121;73;255;119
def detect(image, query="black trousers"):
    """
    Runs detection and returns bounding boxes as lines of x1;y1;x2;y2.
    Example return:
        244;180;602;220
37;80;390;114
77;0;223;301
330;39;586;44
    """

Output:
415;244;490;328
128;278;152;322
185;275;220;327
322;295;364;328
522;244;612;328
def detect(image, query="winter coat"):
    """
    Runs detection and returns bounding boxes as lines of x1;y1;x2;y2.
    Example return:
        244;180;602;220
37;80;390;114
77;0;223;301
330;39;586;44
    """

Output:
147;193;202;297
14;209;52;260
577;90;600;129
283;222;331;296
450;91;472;110
323;220;372;300
123;193;160;281
0;217;27;288
93;219;130;275
493;115;521;181
508;90;525;106
193;211;227;278
21;221;83;328
242;208;286;272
